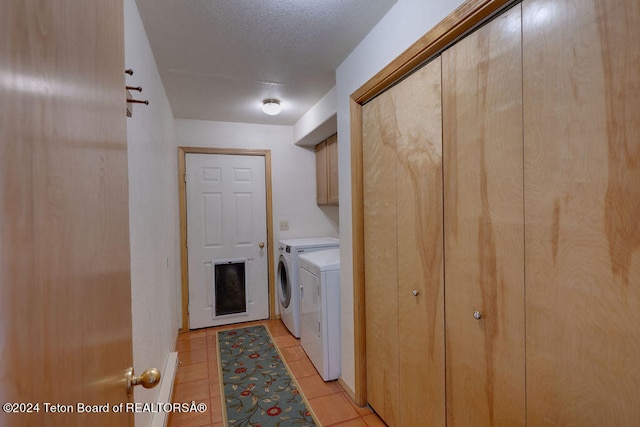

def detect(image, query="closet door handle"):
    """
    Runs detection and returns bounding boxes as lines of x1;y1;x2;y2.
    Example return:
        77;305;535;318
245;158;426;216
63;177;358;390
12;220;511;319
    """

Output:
412;290;420;296
473;310;483;320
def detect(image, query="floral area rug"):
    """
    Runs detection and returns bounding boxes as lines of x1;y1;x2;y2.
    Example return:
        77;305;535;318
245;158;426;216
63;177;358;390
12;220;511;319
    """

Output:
217;325;318;426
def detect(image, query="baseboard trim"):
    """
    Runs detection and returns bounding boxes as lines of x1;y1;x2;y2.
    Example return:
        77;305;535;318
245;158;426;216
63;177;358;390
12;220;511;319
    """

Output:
151;352;179;427
337;377;361;406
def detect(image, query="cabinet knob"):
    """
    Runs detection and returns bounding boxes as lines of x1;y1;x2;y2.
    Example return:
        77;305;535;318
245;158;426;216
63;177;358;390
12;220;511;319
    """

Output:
473;310;483;320
412;290;419;296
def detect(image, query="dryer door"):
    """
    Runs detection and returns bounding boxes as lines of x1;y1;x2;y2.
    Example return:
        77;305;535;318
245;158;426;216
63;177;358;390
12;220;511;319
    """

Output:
277;255;292;308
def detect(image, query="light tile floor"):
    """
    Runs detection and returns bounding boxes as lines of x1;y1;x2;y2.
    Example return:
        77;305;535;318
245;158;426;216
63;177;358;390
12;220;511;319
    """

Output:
167;319;386;427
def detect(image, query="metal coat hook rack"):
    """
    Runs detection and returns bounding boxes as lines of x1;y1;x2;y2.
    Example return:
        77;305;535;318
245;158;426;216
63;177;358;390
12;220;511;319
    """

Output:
125;69;149;117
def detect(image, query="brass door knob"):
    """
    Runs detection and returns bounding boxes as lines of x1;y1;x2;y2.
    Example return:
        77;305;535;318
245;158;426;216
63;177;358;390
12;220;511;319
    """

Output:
258;242;265;249
127;367;161;397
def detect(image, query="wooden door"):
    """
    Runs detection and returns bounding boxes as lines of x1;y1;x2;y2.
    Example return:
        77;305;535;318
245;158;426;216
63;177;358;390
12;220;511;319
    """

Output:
395;58;445;427
0;1;133;426
186;153;269;329
363;87;399;426
442;5;525;426
523;0;640;424
327;134;339;205
315;141;328;205
363;58;445;426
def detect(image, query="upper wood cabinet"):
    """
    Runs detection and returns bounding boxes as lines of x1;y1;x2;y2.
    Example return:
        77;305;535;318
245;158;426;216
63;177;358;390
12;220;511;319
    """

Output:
316;141;328;204
316;134;338;205
327;134;339;204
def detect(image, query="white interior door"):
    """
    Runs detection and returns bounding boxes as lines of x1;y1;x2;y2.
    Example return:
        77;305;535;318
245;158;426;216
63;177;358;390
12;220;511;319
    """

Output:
186;153;269;329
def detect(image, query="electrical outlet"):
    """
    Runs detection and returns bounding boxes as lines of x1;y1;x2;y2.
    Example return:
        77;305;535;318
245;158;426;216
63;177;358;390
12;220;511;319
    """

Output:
279;220;289;231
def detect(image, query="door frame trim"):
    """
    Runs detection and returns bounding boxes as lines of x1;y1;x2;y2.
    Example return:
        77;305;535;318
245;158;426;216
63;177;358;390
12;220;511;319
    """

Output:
178;147;276;332
350;0;515;406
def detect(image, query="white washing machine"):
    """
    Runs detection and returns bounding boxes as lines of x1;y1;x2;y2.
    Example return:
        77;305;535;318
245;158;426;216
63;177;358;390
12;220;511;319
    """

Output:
298;248;341;381
277;237;339;338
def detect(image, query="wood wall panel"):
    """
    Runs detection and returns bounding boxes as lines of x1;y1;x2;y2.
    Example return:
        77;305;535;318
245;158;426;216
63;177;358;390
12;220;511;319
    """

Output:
443;5;525;426
523;0;640;424
362;90;399;426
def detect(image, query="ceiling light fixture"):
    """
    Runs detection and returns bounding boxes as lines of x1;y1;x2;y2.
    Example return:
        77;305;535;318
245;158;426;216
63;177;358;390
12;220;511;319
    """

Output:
262;99;281;115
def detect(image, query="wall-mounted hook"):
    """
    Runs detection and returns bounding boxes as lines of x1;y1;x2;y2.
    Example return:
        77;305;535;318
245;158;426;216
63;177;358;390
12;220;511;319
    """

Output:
125;69;134;75
126;88;149;118
126;85;142;92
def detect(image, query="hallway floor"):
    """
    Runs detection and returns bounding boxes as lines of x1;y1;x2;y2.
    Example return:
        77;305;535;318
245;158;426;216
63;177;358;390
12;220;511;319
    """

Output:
168;319;386;427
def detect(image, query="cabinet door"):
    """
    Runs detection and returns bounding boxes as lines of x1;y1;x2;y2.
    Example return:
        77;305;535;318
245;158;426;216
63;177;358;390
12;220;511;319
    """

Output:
523;0;640;424
327;134;339;205
443;5;525;426
315;141;328;205
363;88;400;426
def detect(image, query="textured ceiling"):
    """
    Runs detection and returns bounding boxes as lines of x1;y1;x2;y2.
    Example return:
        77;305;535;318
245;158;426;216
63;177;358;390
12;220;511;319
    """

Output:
135;0;397;125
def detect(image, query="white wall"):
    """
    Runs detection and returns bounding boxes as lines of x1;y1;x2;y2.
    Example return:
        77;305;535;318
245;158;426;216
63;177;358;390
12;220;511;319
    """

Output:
335;0;466;393
175;118;339;301
124;1;181;425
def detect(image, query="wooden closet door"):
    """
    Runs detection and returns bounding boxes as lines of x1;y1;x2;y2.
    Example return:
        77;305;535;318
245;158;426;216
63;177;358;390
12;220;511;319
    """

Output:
523;0;640;424
363;57;445;426
363;88;400;426
443;5;525;426
395;58;445;426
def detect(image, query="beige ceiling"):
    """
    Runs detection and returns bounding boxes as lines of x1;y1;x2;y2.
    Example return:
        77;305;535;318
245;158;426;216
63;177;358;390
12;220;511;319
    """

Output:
135;0;397;126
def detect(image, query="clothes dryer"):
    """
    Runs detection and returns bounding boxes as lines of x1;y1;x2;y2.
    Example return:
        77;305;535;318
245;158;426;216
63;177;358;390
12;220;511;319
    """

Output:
277;237;339;338
298;248;341;381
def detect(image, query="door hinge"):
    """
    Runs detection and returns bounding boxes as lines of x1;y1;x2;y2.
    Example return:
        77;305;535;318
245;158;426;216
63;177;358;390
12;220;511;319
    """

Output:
183;172;187;183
